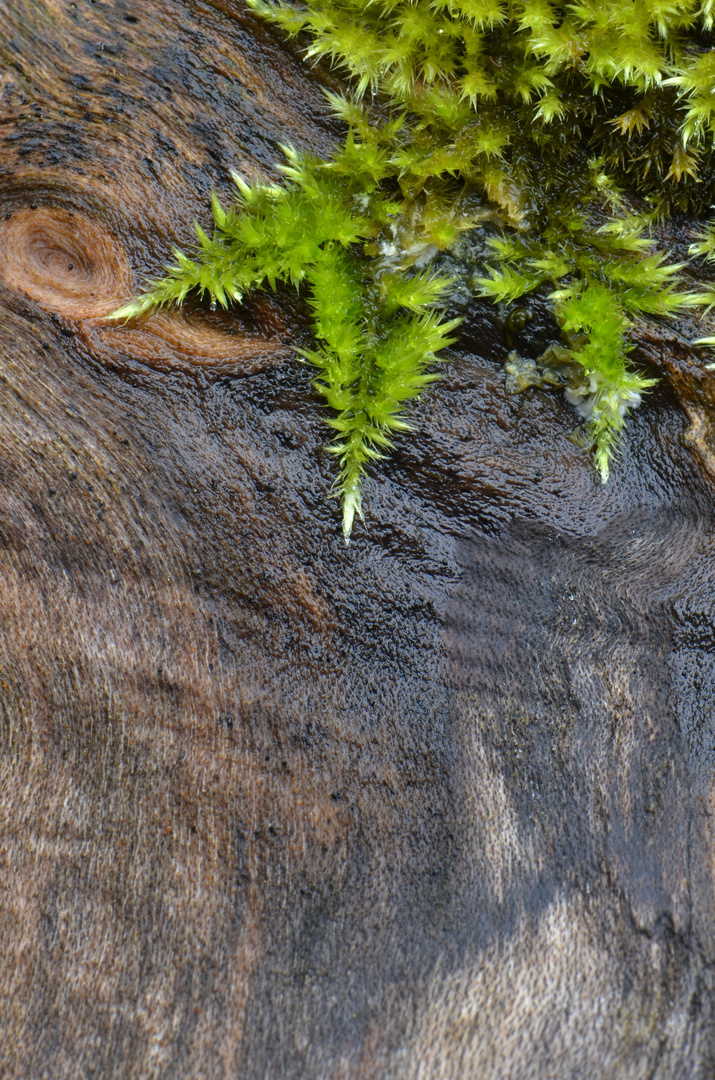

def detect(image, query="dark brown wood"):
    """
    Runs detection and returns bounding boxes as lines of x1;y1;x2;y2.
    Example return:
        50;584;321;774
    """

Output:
1;2;715;1077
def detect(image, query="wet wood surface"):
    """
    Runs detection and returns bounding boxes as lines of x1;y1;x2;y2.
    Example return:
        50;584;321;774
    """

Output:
1;2;715;1077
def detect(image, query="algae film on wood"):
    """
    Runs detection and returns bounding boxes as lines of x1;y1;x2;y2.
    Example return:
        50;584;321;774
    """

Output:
112;0;715;538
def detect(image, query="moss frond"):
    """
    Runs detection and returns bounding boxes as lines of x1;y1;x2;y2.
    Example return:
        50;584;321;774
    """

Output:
116;0;715;535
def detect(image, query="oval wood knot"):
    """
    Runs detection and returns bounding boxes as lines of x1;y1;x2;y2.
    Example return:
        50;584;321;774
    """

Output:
0;206;132;318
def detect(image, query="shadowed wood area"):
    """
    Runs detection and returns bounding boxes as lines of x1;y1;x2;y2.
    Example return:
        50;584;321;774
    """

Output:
2;2;715;1077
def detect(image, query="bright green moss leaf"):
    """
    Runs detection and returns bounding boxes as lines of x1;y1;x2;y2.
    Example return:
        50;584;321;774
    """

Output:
112;0;715;538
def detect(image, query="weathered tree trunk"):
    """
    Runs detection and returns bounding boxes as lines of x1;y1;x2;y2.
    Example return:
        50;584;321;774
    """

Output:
1;2;715;1077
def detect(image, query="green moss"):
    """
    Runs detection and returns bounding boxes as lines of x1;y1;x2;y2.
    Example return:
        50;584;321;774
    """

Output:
112;0;715;537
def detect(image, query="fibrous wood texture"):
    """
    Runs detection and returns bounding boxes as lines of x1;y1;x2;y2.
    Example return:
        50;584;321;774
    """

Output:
1;3;715;1078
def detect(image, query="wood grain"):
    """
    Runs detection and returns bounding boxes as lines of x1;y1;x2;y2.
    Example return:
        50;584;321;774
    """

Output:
1;3;715;1077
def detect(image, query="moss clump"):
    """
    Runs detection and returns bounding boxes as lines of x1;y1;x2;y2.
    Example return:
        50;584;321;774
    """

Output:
113;0;715;538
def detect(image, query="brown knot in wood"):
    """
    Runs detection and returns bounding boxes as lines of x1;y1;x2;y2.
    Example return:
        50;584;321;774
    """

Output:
0;206;132;319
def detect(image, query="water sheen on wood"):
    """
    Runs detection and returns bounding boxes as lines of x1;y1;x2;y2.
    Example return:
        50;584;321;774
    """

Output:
1;2;715;1078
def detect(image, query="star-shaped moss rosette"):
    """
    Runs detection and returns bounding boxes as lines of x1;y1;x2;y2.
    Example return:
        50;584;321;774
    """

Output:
112;0;715;539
